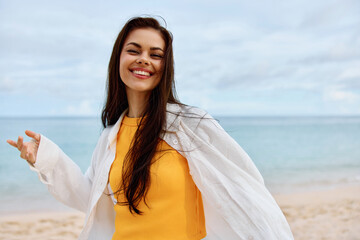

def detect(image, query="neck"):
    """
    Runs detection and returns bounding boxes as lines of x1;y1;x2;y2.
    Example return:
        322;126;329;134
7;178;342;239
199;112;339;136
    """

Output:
126;90;150;118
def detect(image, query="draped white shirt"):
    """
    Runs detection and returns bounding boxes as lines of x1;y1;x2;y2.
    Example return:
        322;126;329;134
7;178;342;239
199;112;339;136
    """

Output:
30;103;294;240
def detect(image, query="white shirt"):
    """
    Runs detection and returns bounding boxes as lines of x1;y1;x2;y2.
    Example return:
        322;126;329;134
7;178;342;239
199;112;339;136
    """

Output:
30;103;294;240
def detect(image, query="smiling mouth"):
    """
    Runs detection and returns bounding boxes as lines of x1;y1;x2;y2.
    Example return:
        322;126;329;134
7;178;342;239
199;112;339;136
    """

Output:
130;68;154;77
132;70;151;76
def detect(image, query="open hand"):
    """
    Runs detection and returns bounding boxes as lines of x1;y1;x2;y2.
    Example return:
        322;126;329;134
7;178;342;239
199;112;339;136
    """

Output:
7;130;41;165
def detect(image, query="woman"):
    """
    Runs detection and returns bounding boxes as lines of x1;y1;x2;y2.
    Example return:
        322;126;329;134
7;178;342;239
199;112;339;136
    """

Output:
7;17;294;240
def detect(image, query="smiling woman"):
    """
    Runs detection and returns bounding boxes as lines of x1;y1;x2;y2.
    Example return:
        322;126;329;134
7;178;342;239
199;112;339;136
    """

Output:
7;16;294;240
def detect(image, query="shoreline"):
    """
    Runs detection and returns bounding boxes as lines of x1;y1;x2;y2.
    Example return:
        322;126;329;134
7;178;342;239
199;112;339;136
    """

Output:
1;184;359;240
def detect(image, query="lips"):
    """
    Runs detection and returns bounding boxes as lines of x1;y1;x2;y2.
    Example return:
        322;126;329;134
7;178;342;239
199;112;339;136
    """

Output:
130;68;154;77
133;70;150;76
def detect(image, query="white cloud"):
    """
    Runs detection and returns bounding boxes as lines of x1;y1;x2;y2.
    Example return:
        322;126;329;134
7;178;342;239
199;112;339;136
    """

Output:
323;88;359;103
0;76;16;92
64;100;96;116
338;66;360;80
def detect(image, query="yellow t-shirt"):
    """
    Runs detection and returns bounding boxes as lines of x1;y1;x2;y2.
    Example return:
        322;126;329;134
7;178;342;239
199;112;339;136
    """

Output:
109;116;207;240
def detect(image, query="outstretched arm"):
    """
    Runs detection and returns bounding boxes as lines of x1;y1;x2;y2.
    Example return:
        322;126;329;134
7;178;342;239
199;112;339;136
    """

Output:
7;130;101;213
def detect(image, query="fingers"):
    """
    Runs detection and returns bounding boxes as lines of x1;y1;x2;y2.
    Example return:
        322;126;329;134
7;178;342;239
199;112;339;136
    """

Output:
6;130;40;165
6;139;18;148
16;136;24;151
20;144;27;159
18;141;35;164
7;137;24;150
25;130;41;142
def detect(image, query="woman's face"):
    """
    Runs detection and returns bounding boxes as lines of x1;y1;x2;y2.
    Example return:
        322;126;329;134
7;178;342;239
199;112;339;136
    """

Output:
119;28;165;98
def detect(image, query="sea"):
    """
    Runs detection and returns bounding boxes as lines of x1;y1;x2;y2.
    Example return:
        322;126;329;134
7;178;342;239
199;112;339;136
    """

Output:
0;116;359;214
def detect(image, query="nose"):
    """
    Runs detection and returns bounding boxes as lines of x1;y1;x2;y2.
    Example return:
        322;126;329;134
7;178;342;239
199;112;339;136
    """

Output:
136;55;150;65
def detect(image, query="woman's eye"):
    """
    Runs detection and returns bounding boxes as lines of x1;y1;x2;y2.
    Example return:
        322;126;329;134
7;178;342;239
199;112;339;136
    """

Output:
127;49;139;54
151;54;163;59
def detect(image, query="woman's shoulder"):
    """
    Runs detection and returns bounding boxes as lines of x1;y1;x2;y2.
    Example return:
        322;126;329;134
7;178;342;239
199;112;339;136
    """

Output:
166;103;209;118
166;103;220;131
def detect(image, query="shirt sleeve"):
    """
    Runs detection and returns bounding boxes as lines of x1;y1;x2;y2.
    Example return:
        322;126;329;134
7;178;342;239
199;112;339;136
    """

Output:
29;130;107;213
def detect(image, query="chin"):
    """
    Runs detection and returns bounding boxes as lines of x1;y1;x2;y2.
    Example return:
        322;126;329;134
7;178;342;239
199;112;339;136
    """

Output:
126;85;155;94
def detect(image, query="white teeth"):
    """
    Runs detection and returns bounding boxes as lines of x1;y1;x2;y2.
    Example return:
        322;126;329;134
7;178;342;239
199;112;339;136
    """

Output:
133;70;150;76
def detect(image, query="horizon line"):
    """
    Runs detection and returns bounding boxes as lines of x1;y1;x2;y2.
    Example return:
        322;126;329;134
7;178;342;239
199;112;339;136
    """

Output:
1;114;360;118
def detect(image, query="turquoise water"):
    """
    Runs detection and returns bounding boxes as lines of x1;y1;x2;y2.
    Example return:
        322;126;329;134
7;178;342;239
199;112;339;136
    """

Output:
0;116;359;213
217;116;360;193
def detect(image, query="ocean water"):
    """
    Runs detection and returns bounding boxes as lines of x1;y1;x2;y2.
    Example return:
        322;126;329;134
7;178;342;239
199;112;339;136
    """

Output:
0;116;359;213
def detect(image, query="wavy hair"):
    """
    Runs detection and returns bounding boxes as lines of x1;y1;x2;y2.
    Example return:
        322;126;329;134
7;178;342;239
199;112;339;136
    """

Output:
101;17;180;214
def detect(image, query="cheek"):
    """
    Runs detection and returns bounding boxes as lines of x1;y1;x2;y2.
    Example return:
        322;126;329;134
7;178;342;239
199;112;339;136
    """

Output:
119;55;130;76
155;61;164;76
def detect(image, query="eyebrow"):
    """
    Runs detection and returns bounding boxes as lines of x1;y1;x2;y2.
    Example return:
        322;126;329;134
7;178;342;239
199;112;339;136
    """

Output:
126;42;164;52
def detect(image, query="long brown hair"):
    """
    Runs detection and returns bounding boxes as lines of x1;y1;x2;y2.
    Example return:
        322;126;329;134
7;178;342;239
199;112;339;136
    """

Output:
101;17;180;214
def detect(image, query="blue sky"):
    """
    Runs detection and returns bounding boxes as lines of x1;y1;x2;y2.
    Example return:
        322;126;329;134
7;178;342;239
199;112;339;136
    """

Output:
1;0;359;116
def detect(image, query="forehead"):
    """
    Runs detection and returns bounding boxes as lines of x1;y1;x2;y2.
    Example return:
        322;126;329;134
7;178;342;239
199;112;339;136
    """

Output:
124;28;165;49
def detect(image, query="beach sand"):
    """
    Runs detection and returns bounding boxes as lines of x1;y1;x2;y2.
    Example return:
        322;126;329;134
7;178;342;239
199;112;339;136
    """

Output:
0;212;85;240
0;185;359;240
275;184;360;240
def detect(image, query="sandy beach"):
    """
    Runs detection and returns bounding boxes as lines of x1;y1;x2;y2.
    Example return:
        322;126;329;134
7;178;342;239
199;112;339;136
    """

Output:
0;185;359;240
275;184;360;240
